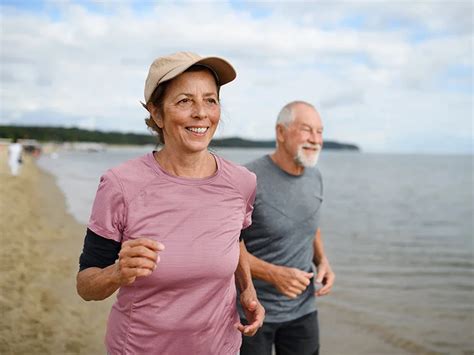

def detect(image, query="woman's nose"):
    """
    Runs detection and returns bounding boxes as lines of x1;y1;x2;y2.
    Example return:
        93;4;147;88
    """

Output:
192;101;207;119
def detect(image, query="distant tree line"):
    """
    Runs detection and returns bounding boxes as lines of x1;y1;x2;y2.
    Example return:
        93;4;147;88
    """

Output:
0;125;359;150
0;126;155;145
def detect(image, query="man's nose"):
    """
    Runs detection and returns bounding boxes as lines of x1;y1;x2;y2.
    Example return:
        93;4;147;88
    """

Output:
308;131;322;146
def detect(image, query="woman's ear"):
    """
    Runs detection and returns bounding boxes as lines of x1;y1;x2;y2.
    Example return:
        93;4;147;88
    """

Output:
148;103;164;129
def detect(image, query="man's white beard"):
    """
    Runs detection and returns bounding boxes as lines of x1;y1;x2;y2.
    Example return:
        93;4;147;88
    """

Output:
294;144;322;168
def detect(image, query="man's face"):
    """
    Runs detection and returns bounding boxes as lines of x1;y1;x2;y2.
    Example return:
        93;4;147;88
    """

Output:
280;104;323;168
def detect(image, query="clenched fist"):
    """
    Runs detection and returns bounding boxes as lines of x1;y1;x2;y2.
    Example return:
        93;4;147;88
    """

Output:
114;238;165;286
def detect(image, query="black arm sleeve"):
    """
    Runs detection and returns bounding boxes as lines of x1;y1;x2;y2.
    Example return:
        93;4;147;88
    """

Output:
79;228;121;271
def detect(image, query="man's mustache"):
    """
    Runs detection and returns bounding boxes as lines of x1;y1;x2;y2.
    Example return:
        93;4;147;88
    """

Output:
302;144;322;151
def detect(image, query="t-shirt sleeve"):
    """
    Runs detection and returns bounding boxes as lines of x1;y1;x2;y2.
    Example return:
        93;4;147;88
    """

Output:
87;170;126;242
79;228;121;271
242;175;257;230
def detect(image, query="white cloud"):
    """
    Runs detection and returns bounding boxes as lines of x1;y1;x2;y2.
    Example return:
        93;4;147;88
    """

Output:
0;0;472;153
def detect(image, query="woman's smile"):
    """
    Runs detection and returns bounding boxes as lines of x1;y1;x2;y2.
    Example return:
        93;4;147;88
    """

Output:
185;126;209;135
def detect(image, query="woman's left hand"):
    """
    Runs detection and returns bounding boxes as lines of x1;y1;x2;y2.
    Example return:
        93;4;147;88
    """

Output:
236;287;265;336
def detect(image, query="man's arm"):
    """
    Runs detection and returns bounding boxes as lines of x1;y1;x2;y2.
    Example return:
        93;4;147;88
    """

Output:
313;228;335;296
245;244;314;299
234;241;265;336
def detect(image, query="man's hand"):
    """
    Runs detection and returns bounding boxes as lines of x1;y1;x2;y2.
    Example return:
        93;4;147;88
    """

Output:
114;238;165;286
315;258;335;296
236;287;265;336
269;266;314;299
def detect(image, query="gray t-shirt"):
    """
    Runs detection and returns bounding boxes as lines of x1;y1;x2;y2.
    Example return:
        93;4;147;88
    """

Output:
238;155;323;323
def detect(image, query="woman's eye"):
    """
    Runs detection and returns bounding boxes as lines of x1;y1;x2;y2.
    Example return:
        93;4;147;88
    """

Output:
207;98;218;104
178;98;191;105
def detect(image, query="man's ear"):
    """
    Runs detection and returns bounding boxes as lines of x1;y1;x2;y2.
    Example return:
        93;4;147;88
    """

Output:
149;103;164;129
276;124;286;145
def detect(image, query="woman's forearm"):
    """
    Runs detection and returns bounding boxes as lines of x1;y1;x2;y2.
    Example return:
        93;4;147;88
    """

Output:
235;241;256;292
76;264;121;301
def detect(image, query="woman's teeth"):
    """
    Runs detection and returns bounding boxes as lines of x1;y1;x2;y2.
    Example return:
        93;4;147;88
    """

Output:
187;127;207;134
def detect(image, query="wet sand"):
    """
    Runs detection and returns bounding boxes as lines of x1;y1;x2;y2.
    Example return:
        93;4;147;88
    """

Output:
0;154;409;354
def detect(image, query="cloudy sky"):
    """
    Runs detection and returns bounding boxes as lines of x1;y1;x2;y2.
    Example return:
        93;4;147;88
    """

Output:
1;0;472;153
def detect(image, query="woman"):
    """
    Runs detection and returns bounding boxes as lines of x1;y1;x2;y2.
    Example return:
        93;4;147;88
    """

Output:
76;51;264;354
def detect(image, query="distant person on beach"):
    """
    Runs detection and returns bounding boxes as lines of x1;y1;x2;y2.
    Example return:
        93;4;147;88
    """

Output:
76;51;264;354
7;137;23;176
239;101;335;355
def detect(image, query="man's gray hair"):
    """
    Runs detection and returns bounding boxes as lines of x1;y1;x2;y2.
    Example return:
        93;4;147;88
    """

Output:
276;100;315;126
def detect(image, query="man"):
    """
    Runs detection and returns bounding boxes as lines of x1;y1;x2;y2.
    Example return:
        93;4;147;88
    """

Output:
239;101;335;355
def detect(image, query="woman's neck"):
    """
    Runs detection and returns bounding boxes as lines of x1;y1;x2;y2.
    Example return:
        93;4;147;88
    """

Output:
154;148;217;178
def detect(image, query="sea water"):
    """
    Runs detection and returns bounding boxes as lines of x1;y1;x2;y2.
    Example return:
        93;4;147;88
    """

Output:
38;147;474;354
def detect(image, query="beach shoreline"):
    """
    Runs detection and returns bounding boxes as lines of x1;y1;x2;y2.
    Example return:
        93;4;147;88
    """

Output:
0;154;415;355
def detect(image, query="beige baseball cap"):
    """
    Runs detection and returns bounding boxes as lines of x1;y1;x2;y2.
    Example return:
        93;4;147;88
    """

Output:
144;51;237;104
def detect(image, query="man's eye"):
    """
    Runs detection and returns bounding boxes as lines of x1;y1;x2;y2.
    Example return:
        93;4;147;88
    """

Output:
207;98;218;104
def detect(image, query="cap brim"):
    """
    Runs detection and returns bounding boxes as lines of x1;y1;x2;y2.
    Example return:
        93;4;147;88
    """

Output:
160;56;236;87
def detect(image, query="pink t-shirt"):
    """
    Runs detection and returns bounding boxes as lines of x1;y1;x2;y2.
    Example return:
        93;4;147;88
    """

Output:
88;152;256;355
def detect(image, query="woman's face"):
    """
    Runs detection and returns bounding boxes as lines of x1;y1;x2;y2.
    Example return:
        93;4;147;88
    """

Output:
151;69;220;155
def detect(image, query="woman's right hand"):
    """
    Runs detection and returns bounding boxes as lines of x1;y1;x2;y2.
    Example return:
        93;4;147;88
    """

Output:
114;238;165;286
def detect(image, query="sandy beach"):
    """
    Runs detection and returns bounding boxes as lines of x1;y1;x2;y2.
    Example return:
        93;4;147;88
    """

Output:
0;153;416;355
0;154;113;354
